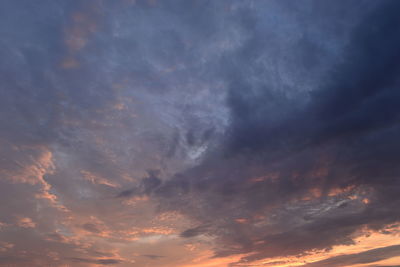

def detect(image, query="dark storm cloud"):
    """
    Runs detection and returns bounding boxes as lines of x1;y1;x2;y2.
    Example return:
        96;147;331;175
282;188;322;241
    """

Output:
143;0;400;263
225;0;400;155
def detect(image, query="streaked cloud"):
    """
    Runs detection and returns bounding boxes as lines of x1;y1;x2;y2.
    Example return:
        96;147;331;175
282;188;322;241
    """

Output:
0;0;399;266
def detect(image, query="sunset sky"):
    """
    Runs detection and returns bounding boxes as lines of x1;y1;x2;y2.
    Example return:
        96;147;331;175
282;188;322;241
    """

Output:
1;0;400;266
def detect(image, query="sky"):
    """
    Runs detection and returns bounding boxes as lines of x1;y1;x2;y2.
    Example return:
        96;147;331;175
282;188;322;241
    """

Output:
1;0;400;266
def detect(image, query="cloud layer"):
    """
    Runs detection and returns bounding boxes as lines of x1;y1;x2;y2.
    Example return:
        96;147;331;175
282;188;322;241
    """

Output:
1;0;400;266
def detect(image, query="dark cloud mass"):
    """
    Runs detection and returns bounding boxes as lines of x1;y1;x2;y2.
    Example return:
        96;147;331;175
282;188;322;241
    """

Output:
1;0;400;266
301;245;400;267
70;258;123;265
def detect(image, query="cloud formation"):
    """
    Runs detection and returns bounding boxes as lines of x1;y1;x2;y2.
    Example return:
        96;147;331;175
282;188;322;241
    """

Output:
1;0;400;266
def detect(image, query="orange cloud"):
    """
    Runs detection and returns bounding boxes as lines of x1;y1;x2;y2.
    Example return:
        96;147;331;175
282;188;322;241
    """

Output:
2;146;54;185
16;217;36;228
0;241;14;252
141;227;175;235
235;218;249;224
81;170;120;188
328;185;356;197
181;250;244;267
249;172;279;183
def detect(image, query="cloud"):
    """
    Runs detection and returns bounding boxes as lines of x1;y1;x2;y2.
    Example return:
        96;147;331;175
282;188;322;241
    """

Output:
145;0;400;263
142;254;165;260
1;0;400;266
301;245;400;267
70;257;123;265
16;217;36;229
81;223;101;234
180;224;210;238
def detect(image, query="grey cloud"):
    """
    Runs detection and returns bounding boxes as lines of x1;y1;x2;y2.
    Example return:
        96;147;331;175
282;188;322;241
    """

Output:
142;254;165;260
301;244;400;267
147;0;400;263
2;0;400;266
180;224;210;238
70;257;122;265
82;223;101;234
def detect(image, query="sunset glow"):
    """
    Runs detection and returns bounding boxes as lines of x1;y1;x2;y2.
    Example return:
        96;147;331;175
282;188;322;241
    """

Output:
1;0;400;266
